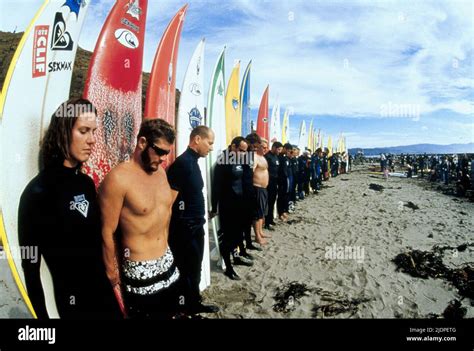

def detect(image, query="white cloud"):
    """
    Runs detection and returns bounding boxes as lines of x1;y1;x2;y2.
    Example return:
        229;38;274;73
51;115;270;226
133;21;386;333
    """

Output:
162;0;474;119
3;0;471;121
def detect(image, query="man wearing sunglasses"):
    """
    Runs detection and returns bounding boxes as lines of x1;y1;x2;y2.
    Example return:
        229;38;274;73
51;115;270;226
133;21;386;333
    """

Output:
167;126;220;315
99;118;181;319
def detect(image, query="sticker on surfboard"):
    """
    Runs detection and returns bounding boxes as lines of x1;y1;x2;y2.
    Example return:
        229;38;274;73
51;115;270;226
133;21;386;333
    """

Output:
114;28;139;49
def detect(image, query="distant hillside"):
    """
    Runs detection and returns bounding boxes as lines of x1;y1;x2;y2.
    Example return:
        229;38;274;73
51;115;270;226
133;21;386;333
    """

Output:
349;143;474;156
0;31;180;114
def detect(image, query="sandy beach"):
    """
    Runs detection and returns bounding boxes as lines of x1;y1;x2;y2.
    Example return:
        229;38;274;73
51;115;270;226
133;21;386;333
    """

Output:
203;165;474;318
1;165;472;319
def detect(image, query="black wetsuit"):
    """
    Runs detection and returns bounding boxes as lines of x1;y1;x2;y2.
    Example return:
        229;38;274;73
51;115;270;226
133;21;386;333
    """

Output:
264;152;279;225
322;155;329;180
211;149;244;272
290;157;298;202
167;147;206;311
277;154;290;215
18;164;121;319
241;155;255;251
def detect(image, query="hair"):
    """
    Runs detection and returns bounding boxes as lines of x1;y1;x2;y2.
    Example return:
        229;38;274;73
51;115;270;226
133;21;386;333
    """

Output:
41;98;96;168
190;125;211;141
230;136;247;148
260;138;268;145
245;132;262;145
272;141;283;149
138;118;175;144
283;143;293;150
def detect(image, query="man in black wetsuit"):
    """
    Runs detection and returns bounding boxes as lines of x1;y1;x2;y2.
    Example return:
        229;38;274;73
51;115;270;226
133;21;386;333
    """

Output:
322;149;329;180
277;143;293;221
235;133;264;259
18;98;121;319
210;137;248;280
289;147;299;205
264;142;282;230
167;126;219;315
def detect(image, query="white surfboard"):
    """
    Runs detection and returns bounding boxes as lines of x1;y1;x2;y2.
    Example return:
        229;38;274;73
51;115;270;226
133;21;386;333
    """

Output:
175;38;210;290
0;0;90;318
298;120;307;151
206;47;226;270
269;97;281;143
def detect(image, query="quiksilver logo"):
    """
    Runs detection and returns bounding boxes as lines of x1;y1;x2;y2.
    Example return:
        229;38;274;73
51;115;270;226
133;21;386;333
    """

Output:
18;325;55;344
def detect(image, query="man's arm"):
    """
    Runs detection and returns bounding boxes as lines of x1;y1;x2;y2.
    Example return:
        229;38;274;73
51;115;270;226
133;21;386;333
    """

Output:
98;170;126;316
166;161;182;204
210;163;223;214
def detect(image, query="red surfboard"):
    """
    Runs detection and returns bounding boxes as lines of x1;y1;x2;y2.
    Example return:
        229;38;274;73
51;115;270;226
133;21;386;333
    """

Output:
83;0;148;186
256;85;269;140
144;4;188;166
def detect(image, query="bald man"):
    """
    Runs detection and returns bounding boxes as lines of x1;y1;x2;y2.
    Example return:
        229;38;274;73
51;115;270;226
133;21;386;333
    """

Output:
168;126;219;315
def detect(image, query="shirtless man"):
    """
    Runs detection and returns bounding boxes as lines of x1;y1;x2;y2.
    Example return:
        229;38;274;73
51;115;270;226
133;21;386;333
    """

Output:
246;134;269;245
99;119;180;319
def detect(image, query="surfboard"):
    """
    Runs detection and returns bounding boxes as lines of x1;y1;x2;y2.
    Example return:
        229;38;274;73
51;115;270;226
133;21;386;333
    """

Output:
82;0;148;186
269;97;281;143
175;38;210;290
312;128;317;152
145;4;188;167
389;172;407;177
240;61;251;137
327;135;333;173
206;47;226;270
281;108;289;144
307;119;313;151
298;120;307;150
256;85;269;141
225;60;241;145
345;137;349;173
0;0;90;318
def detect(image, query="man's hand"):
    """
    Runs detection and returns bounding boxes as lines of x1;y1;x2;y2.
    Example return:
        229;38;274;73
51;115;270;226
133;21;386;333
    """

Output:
113;283;127;318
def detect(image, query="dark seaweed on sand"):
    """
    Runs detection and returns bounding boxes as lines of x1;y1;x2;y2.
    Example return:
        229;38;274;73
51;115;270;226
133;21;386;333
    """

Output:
369;183;384;192
392;250;446;279
393;244;474;303
312;295;372;318
404;201;419;211
443;299;467;320
272;282;312;313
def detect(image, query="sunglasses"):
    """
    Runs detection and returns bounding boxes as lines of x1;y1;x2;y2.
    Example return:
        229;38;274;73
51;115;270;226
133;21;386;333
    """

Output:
148;140;171;156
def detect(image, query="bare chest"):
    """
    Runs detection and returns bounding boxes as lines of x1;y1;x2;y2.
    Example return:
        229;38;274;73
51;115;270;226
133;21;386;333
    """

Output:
124;176;173;216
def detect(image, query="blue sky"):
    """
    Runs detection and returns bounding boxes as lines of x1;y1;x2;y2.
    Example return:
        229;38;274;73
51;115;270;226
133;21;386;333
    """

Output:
1;0;473;148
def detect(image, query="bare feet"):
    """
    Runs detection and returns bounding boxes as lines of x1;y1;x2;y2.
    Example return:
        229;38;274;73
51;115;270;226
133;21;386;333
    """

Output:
256;238;268;245
279;213;289;222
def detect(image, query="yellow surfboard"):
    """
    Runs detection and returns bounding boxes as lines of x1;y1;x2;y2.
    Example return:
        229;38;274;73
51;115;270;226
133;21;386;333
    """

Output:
225;61;241;144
